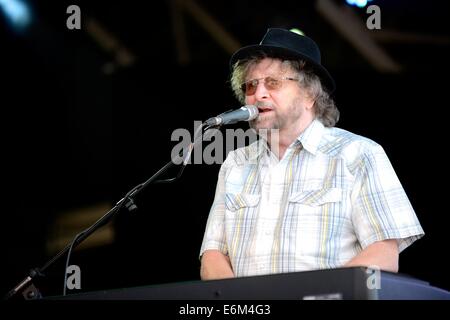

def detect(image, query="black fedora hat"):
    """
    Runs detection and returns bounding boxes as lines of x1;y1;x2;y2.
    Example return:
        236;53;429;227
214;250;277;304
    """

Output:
230;28;336;93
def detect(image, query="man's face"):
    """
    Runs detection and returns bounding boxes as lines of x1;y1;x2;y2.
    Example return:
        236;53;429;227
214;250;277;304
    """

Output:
244;58;314;134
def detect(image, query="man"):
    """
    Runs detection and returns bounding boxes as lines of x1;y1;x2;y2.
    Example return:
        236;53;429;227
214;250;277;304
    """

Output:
199;28;424;280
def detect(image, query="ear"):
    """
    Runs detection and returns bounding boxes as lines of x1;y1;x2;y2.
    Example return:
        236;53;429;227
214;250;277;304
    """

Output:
300;85;316;111
304;95;316;111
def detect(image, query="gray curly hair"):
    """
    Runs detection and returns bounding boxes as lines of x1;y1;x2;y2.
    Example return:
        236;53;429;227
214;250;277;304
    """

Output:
230;55;339;127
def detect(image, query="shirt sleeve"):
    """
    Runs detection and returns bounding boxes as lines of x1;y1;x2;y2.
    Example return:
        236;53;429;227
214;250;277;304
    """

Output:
199;157;230;258
351;143;425;252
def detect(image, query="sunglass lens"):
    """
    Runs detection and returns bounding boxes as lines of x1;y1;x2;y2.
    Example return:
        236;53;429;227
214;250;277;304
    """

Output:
245;81;256;96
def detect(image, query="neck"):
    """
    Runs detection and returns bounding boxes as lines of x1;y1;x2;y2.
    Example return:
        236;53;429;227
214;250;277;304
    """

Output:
266;118;314;159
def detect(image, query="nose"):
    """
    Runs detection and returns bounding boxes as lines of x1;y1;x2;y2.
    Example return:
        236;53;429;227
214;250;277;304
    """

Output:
253;79;270;101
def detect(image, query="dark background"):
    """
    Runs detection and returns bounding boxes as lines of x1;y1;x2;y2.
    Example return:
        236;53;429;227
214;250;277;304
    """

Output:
2;0;449;298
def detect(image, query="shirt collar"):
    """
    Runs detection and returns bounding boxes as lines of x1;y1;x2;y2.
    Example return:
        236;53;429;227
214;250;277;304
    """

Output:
244;118;325;162
247;138;270;162
297;118;325;155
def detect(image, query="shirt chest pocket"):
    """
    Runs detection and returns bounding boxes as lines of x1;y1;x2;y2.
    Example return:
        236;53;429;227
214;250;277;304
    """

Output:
288;187;343;215
225;193;261;212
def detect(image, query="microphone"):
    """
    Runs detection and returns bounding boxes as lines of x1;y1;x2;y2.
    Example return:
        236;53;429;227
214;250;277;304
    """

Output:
205;105;259;126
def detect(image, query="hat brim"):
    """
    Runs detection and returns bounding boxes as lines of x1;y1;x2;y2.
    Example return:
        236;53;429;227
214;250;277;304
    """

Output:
230;44;336;93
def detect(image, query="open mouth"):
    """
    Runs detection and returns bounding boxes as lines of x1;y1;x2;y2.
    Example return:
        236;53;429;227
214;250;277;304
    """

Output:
258;106;273;113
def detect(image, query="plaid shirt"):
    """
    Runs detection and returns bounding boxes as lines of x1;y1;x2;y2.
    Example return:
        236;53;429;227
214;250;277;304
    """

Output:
200;119;424;277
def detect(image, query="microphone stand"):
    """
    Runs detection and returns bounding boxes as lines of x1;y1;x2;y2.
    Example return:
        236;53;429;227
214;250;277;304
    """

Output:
4;122;216;300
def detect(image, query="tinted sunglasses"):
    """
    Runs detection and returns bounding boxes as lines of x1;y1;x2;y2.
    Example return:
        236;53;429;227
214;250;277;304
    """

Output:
241;76;299;96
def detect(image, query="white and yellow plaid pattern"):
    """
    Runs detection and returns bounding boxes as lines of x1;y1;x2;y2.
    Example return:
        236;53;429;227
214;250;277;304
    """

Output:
200;119;424;277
